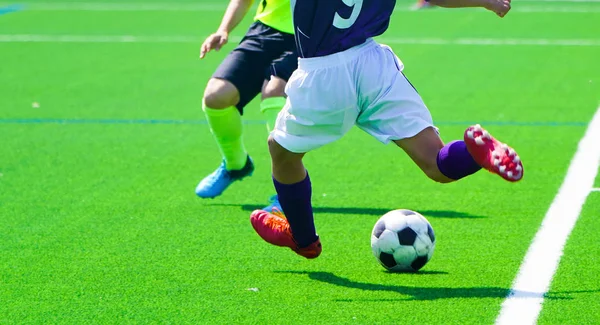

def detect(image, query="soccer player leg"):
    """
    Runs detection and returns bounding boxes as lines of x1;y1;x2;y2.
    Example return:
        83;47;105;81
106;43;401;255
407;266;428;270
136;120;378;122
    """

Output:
395;122;525;183
202;79;245;173
196;46;267;198
259;76;287;212
202;78;248;170
394;128;479;183
250;121;323;259
197;78;255;198
250;63;358;259
249;135;322;259
259;52;298;211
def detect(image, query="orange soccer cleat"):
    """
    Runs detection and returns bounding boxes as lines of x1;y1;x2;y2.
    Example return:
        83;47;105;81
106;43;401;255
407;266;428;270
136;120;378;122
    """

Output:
250;209;322;259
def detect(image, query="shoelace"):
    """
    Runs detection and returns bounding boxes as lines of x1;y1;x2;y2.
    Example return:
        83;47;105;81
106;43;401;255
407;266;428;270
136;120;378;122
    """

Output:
264;209;289;233
271;207;285;219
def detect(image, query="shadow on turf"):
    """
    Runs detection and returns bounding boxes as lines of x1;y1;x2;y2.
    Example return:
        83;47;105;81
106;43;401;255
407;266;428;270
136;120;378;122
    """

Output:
275;271;574;301
208;204;486;219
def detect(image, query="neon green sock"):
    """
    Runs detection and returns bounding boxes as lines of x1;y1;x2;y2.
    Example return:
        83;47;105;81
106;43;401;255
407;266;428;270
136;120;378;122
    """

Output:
203;104;248;170
260;97;287;133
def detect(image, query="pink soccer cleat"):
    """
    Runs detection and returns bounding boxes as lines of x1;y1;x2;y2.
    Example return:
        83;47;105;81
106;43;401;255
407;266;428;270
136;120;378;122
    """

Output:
464;124;524;182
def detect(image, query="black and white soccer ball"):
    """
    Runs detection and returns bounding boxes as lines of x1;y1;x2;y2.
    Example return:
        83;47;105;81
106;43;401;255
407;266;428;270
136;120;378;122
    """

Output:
371;209;436;272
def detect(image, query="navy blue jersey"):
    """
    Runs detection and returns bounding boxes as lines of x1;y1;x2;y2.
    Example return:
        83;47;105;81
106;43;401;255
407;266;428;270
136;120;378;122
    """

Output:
291;0;396;58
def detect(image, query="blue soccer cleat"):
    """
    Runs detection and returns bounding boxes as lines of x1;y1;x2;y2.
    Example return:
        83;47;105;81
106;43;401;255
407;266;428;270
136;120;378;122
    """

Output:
195;156;254;198
263;194;282;213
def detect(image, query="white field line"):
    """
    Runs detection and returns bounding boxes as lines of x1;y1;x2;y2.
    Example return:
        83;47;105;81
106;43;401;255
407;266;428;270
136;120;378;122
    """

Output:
0;35;205;43
591;188;600;191
1;2;600;13
496;106;600;325
1;34;600;47
516;6;600;12
0;2;228;11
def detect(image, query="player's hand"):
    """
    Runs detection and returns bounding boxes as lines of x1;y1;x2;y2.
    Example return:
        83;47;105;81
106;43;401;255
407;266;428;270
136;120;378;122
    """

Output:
199;31;229;59
485;0;511;17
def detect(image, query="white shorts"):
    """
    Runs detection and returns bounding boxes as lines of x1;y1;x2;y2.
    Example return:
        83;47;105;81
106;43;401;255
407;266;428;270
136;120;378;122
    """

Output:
272;38;435;153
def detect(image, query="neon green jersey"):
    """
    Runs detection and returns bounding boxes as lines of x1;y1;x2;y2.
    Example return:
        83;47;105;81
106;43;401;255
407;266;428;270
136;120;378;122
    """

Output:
253;0;293;35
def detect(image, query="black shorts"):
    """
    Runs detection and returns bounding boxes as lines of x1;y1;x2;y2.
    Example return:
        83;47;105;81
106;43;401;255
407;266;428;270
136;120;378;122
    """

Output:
212;21;298;113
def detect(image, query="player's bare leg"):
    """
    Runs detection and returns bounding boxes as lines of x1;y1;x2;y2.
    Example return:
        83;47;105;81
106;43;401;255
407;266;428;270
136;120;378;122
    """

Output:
249;136;322;259
196;78;254;198
394;127;455;183
268;136;306;184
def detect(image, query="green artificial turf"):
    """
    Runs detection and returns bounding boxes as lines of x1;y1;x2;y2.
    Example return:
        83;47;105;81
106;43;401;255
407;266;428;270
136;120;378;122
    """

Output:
1;1;599;324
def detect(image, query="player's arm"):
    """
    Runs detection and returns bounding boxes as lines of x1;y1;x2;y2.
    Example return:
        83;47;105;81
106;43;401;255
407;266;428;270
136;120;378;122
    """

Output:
426;0;511;17
200;0;256;59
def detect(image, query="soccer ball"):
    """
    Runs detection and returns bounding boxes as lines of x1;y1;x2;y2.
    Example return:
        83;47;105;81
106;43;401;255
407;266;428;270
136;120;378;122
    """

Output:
371;209;436;272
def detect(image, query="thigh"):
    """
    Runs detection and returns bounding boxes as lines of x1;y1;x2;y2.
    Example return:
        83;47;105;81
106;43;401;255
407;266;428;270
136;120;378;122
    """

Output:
267;50;298;84
262;49;298;98
271;65;359;153
212;50;266;113
212;22;285;112
261;76;287;99
356;44;435;144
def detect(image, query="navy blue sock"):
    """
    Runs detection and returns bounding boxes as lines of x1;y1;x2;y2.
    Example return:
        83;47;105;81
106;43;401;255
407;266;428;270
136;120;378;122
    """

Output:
436;140;482;180
273;173;318;248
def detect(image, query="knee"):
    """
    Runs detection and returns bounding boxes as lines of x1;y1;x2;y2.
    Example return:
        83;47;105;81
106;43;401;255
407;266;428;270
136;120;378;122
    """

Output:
261;77;287;99
203;79;240;109
268;136;299;163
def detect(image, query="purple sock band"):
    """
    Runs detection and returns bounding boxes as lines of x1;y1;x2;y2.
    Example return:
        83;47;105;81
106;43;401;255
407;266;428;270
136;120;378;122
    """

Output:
436;140;482;180
273;173;318;248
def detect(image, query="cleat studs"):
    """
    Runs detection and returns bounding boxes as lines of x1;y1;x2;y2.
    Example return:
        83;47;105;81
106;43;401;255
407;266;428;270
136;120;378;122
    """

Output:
513;156;521;163
467;130;474;139
507;171;513;178
475;137;485;145
515;165;522;172
512;170;522;180
499;165;506;173
508;149;516;156
483;131;491;139
494;159;501;167
501;144;509;151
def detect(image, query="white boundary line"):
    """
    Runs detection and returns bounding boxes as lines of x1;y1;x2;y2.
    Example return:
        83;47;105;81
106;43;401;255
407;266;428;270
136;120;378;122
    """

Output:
1;35;600;47
516;6;600;12
591;188;600;192
0;2;228;11
1;2;600;13
496;105;600;325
